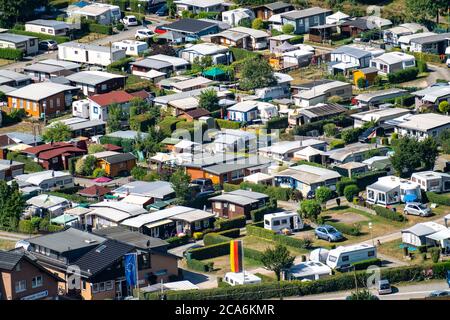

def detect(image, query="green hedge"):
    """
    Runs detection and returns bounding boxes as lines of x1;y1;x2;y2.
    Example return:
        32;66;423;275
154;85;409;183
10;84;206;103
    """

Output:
246;225;311;249
215;119;241;130
10;29;70;44
223;183;240;192
352;258;382;270
166;235;190;249
353;170;387;190
265;117;288;130
336;178;357;196
250;207;269;223
410;51;443;64
293;115;353;136
217;228;240;238
158;117;182;137
88;23;113;35
387;67;419;84
426;192;450;206
373;206;406;222
186;258;214;272
0;48;24;60
144;263;450;300
106;57;134;72
214;216;246;231
187;242;230;260
203;233;232;246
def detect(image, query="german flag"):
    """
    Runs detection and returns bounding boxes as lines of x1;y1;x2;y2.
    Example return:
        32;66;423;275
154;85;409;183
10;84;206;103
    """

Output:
230;240;243;273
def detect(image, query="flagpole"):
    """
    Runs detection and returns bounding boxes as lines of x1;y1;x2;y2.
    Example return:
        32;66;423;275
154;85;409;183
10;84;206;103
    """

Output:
135;253;139;300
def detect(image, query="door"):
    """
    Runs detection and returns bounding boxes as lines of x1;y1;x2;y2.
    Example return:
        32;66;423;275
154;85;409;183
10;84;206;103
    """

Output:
115;280;123;299
289;216;294;230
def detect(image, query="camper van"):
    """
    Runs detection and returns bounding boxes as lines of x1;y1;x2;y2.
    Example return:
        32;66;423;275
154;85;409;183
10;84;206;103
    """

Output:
325;244;377;270
264;211;304;233
224;272;262;286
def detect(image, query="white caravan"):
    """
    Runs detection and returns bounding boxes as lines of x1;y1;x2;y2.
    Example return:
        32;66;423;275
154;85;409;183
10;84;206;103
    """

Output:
325;244;377;270
264;211;304;233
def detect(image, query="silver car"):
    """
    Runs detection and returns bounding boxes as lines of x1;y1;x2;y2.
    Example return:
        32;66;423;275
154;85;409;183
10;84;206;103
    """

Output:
403;202;431;217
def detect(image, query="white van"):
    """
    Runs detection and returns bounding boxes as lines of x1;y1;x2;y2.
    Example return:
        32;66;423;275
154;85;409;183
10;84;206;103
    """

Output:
326;244;377;270
264;211;304;233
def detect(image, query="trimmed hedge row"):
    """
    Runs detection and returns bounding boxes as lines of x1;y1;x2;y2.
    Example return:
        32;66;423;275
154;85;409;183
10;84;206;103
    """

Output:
217;228;240;238
293;115;353;136
166;235;190;249
354;170;388;190
203;233;233;246
0;48;24;60
186;259;214;272
214;216;246;231
352;258;382;270
373;206;406;222
387;67;419;84
426;192;450;206
187;242;230;260
215;119;241;129
246;225;312;249
144;262;450;300
88;23;113;35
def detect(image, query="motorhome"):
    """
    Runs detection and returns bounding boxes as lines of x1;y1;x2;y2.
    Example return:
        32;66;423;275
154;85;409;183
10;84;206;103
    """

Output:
264;211;304;233
325;244;377;270
112;40;148;56
224;272;262;286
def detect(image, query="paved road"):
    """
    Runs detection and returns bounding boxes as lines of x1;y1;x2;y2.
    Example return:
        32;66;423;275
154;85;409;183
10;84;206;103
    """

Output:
0;230;33;242
168;241;203;258
286;280;450;300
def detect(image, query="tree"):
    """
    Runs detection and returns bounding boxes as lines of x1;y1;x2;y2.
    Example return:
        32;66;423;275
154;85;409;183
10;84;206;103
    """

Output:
88;144;106;154
0;180;25;231
282;24;294;34
75;156;97;176
323;123;337;137
419;137;439;170
341;128;362;144
92;168;107;178
107;103;124;133
406;0;448;23
42;122;72;142
299;200;321;221
0;0;48;28
238;18;252;28
251;18;264;30
346;289;379;300
166;0;177;18
356;77;366;89
438;101;450;115
170;168;191;205
131;166;147;180
261;244;295;281
199;88;219;112
327;95;343;104
343;185;359;202
315;187;333;204
134;127;163;158
239;57;276;91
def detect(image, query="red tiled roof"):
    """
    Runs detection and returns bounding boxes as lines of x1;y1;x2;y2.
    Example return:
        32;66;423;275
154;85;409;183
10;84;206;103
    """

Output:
130;90;151;100
24;142;73;155
38;146;86;160
183;107;211;119
78;185;111;197
103;144;123;152
89;90;135;107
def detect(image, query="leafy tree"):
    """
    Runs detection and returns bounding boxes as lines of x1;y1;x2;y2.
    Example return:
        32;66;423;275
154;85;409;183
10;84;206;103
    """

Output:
192;56;213;72
419;137;439;170
170;168;191;205
261;244;295;281
92;168;107;178
166;0;177;18
346;289;379;300
438;101;450;115
134;127;163;158
0;0;48;28
107;103;125;133
42;122;72;142
406;0;448;23
199;88;219;112
0;180;25;232
327;95;344;104
299;200;321;221
282;24;294;34
251;18;264;30
239;57;276;91
148;43;176;57
75;155;97;176
341;128;362;144
315;187;333;204
343;184;359;202
88;144;106;154
131;166;148;180
356;77;366;89
323;123;338;137
238;18;252;28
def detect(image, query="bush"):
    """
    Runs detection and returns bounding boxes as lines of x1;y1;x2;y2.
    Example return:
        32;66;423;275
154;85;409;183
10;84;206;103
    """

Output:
246;225;312;249
352;258;382;270
92;168;107;178
288;35;303;44
18;220;35;234
416;60;428;73
214;216;246;231
336;178;356;196
299;200;321;221
373;206;406;222
88;23;113;35
293;115;353;136
6;152;43;173
166;235;190;248
329;139;345;149
265;186;292;201
430;248;441;263
0;48;24;60
426;192;450;206
327;221;361;236
217;228;240;238
323;123;338;137
193;232;204;240
215;119;241;130
187;242;230;260
387;67;419;84
315;186;334;204
203;233;232;246
223;183;240;192
265;117;288;130
282;24;294;34
158;116;182;137
353;170;387;190
343;184;359;202
250;207;270;223
186;259;214;272
107;57;133;72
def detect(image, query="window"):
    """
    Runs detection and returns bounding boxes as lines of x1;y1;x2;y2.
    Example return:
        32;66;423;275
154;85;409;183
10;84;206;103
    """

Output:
92;283;99;293
313;16;319;24
281;219;287;224
49;99;54;109
15;280;26;293
82;280;86;290
214;202;222;209
93;106;98;114
41;28;45;32
101;84;107;91
273;220;281;226
32;276;43;288
105;281;113;291
41;183;48;189
52;157;58;164
56;98;61;107
229;204;235;212
204;219;209;228
368;250;375;257
194;220;201;230
99;282;105;292
64;179;72;185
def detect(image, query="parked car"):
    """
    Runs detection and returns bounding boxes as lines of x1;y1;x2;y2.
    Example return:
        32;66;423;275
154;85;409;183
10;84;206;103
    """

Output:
135;28;153;40
428;290;450;297
121;15;138;26
156;4;168;16
191;178;214;192
377;279;392;295
39;40;58;51
315;225;344;242
403;202;432;217
306;190;315;200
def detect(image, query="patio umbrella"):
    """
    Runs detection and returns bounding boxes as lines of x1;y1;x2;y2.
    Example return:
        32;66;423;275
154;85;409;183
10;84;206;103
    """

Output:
404;194;418;202
93;177;112;184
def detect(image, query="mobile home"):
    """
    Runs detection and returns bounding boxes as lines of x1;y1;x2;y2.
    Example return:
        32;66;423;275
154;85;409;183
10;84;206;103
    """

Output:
325;244;377;270
264;211;304;233
58;42;126;66
224;272;262;286
112;40;148;56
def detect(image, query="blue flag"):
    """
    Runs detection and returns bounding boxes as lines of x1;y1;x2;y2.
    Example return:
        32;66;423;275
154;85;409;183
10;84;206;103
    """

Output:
125;253;137;287
447;270;450;287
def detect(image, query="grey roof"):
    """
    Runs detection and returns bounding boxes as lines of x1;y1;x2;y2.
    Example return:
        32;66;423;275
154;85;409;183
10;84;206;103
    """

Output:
264;1;293;11
5;131;42;145
73;239;133;276
203;156;271;175
67;119;106;131
0;69;31;82
153;87;220;105
28;228;106;253
410;33;450;45
300;103;347;118
282;7;332;20
50;76;72;85
24;63;64;74
102;152;136;164
113;181;175;199
331;45;372;59
209;194;260;206
105;130;148;140
367;181;397;193
39;59;81;70
66;71;126;86
0;84;17;93
0;251;23;270
131;58;172;70
26;19;69;29
164;18;216;34
92;226;168;250
229;189;268;200
0;33;37;43
402;224;437;237
58;41;125;54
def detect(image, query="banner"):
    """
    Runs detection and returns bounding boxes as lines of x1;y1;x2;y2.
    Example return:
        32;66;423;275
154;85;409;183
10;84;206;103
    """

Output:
125;253;138;287
230;240;243;273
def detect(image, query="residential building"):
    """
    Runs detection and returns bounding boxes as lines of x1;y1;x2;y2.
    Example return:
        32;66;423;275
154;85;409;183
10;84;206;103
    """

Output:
25;194;71;218
66;71;127;96
351;107;411;129
394;113;450;140
88;90;135;121
0;70;31;87
370;52;416;75
23;60;79;82
329;45;385;74
222;8;255;27
213;129;258;153
112;181;175;203
14;170;74;191
397;32;437;51
0;159;25;180
274;164;341;196
174;0;224;15
412;86;450;108
366;175;421;205
66;2;121;25
258;139;327;162
78;185;111;202
210;190;269;219
58;42;126;67
325;11;350;25
322;142;389;164
0;33;38;55
130;58;175;80
353;88;408;109
401;222;446;247
89;151;137;177
146;54;190;73
5;82;79;118
334;162;368;178
383;23;428;46
25;19;71;36
53;117;106;138
179;43;232;64
0;251;61;300
227;100;277;123
409;33;450;54
279;7;333;35
340;16;392;38
171;76;213;93
162;19;219;40
411;171;450;193
293;81;352;107
87;200;148;230
253;1;294;21
352;67;379;87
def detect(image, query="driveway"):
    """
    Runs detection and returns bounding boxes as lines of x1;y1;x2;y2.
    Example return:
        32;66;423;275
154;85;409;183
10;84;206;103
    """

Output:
168;241;203;258
399;64;450;88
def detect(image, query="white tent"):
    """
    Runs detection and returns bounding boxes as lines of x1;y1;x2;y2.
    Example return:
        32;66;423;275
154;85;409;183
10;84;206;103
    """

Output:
326;11;350;25
243;172;273;184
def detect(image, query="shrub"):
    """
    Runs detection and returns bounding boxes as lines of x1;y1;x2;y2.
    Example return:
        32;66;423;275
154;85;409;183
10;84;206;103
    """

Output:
223;183;240;192
426;192;450;206
186;259;214;272
88;23;113;35
282;24;294;34
327;221;361;236
215;119;241;130
187;242;230;260
193;232;204;240
323;123;338;137
214;216;246;231
265;186;292;201
352;258;382;270
107;57;133;72
288;35;303;44
250;207;269;223
18;220;35;234
166;235;189;248
299;200;321;221
387;67;419;84
353;170;387;190
343;184;359;202
92;168;107;178
430;247;440;263
0;48;24;60
373;206;406;222
315;186;334;204
217;228;240;238
336;178;356;196
416;60;428;73
329;139;345;149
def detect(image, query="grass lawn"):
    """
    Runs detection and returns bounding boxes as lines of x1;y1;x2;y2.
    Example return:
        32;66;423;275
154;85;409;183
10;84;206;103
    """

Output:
0;239;16;250
77;33;108;43
242;235;309;256
377;238;427;264
201;255;263;276
0;59;13;67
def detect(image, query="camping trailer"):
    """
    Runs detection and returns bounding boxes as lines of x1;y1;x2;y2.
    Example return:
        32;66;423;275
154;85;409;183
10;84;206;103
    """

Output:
264;211;304;233
326;244;377;270
224;272;262;286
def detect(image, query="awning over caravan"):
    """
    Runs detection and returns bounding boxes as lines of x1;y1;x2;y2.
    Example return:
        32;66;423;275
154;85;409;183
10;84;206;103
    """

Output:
426;229;450;241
